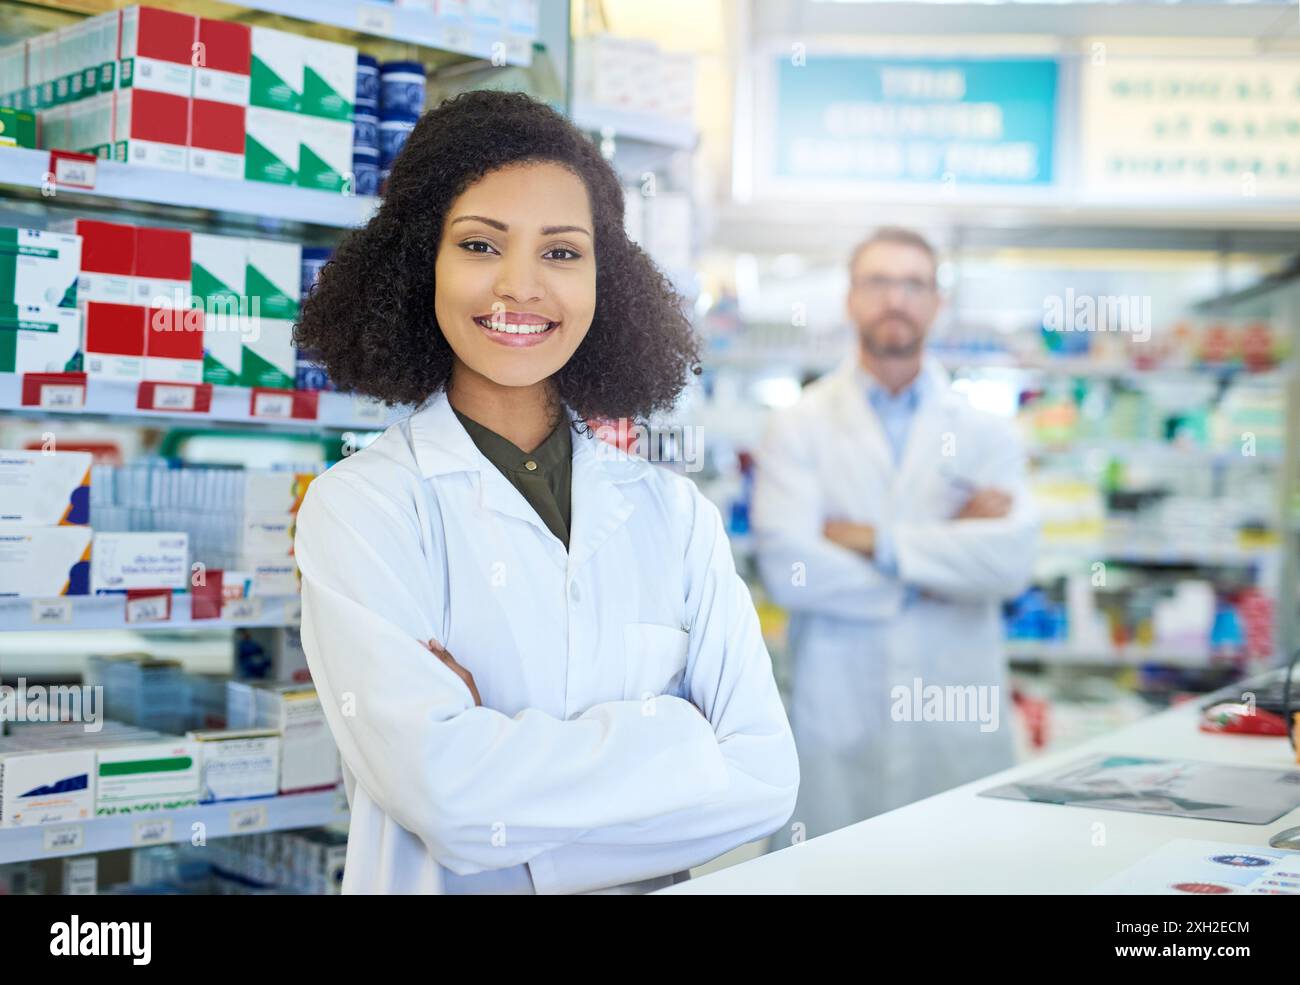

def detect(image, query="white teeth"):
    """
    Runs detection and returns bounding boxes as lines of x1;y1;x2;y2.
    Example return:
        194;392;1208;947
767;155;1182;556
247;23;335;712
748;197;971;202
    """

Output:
478;317;554;335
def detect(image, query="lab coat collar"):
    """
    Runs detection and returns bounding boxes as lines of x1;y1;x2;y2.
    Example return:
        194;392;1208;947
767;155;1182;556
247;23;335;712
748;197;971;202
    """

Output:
406;391;640;566
829;352;957;482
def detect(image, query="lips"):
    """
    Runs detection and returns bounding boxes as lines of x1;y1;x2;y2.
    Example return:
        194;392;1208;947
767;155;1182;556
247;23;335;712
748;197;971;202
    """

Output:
473;312;560;348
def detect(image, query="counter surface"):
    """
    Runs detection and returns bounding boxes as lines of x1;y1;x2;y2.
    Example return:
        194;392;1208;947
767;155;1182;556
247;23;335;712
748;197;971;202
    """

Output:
661;698;1299;893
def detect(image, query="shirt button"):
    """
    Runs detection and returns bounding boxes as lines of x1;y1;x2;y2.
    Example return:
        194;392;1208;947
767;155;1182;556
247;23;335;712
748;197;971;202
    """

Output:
570;582;581;602
524;460;538;471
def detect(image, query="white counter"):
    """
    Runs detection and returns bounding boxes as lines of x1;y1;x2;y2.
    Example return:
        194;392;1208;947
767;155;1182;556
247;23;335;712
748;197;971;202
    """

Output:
661;699;1300;893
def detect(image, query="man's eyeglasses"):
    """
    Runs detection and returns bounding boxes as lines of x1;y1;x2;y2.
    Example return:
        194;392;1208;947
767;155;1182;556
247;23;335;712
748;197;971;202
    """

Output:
851;275;936;300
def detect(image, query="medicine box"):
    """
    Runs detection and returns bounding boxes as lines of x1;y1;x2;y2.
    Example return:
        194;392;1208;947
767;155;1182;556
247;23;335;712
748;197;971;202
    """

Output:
0;449;91;525
89;531;188;593
0;526;91;596
94;739;201;815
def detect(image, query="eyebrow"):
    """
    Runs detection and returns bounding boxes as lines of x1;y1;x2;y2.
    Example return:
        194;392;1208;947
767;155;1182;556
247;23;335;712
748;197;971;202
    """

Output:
449;215;592;238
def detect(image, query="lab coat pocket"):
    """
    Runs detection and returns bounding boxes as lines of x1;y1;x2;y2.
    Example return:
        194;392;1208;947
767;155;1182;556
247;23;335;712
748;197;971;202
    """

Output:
623;623;690;703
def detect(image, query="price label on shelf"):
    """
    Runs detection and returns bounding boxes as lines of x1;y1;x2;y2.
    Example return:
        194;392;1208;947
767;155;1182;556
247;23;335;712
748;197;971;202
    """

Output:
356;4;394;35
21;371;87;409
151;384;197;411
49;150;97;190
40;383;85;409
284;597;302;625
43;825;85;853
136;380;211;414
222;597;262;623
506;36;530;65
31;598;73;625
252;391;293;419
132;817;174;847
124;591;172;624
250;387;319;422
441;23;472;51
230;804;268;834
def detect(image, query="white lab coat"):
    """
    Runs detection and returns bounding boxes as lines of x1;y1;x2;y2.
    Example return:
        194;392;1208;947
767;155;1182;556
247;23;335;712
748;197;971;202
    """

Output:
752;356;1037;844
293;390;798;894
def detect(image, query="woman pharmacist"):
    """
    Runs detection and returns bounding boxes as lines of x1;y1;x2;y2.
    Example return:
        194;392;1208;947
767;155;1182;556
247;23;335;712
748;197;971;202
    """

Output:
292;90;798;895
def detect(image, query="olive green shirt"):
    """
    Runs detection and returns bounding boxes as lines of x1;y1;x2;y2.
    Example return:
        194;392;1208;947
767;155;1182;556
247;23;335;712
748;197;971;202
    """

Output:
453;408;573;550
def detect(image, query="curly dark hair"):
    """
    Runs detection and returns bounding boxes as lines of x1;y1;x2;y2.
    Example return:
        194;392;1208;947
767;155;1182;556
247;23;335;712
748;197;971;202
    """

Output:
294;89;700;423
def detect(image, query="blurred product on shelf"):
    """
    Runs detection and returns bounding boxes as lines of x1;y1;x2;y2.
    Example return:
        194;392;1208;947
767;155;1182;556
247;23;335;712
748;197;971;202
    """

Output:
377;60;423;182
428;41;564;113
236;626;311;683
929;316;1287;374
573;34;695;123
0;448;93;596
0;824;347;895
189;728;280;802
122;827;346;894
225;682;340;793
0;721;201;820
0;226;81;375
0;448;90;525
89;530;188;594
0;8;368;195
1019;370;1285;457
0;107;35;148
1;680;340;823
90;461;316;597
1003;575;1274;669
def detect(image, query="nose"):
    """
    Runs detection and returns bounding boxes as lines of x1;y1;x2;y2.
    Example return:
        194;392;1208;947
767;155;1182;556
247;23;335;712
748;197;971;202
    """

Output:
494;252;545;305
884;281;910;306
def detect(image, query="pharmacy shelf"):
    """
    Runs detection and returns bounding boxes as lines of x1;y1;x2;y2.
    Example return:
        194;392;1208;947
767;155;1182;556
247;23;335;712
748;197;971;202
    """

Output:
0;593;302;633
1006;640;1216;668
0;789;347;865
937;353;1289;384
235;0;535;64
0;147;379;229
571;101;698;150
0;372;400;432
1037;540;1277;567
1027;440;1284;466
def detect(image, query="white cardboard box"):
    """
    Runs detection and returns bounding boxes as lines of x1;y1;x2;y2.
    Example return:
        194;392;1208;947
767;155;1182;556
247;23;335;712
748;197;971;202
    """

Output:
0;450;91;526
90;531;188;594
0;747;96;827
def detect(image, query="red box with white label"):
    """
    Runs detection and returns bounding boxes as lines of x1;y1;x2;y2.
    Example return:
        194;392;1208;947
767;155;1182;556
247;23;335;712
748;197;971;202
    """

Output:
133;226;191;308
114;88;189;171
189;99;245;181
84;302;145;381
194;18;251;106
145;305;204;383
190;18;249;181
55;219;136;305
119;5;198;98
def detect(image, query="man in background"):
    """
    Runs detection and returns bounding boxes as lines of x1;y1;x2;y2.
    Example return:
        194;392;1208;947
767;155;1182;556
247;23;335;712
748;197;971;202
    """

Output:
753;227;1039;842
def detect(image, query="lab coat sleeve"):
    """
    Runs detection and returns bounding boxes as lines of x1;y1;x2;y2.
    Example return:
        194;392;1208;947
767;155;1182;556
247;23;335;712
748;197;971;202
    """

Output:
891;420;1039;601
294;470;731;877
526;486;800;895
751;407;902;620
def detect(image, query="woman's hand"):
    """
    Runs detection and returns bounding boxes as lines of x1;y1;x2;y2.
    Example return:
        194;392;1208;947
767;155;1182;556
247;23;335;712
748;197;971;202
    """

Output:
424;639;482;707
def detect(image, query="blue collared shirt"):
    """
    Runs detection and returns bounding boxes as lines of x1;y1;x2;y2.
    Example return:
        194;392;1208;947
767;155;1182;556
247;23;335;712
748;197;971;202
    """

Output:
855;366;929;578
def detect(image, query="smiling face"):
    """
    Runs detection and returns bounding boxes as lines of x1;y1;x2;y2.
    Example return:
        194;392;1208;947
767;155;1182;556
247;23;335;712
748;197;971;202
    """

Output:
434;161;597;391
